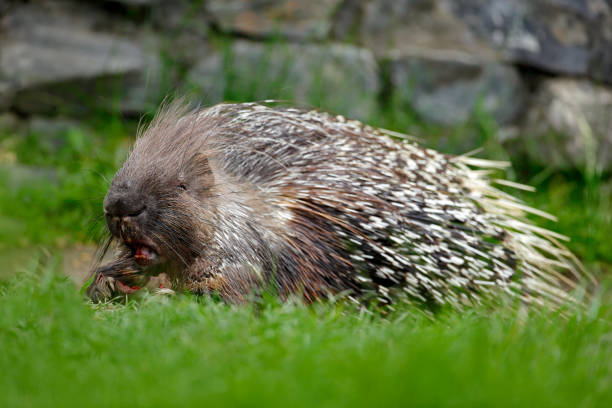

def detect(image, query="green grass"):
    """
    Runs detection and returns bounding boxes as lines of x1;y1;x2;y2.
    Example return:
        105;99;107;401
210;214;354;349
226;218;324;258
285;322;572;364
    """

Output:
1;261;611;408
0;115;133;247
519;175;612;270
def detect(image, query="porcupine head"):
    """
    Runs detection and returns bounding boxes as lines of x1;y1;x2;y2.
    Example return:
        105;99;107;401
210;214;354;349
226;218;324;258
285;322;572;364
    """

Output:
92;104;246;297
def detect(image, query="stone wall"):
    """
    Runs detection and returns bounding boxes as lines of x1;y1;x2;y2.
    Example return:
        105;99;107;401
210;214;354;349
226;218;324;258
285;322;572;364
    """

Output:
1;0;611;172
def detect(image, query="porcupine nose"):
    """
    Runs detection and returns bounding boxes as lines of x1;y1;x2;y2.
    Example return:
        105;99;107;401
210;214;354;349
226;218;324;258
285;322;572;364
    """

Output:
103;182;146;236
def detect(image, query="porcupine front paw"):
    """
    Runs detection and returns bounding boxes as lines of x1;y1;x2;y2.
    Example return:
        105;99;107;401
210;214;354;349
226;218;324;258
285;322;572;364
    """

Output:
86;272;143;302
86;272;117;302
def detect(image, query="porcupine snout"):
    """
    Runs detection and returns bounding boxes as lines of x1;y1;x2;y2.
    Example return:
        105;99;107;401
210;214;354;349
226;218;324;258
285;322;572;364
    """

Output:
103;181;147;239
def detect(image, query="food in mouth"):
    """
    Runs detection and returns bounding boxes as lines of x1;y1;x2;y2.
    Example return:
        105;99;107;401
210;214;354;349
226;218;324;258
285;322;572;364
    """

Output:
132;244;158;266
122;236;159;267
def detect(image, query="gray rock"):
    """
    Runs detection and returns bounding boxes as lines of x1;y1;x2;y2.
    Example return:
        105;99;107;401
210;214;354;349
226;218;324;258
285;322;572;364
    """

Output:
0;0;23;16
0;2;162;116
363;0;612;83
187;52;225;104
389;48;526;125
188;40;381;120
102;0;158;5
331;0;364;41
361;0;497;59
588;2;612;83
521;78;612;172
3;1;141;35
450;0;612;81
206;0;344;41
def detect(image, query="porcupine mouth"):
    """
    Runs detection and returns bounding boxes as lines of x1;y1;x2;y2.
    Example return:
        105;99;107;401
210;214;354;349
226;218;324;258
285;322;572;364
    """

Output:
123;236;159;267
109;236;160;295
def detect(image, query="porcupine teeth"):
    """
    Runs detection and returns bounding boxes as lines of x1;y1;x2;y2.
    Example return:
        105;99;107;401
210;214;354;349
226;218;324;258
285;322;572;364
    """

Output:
134;245;157;266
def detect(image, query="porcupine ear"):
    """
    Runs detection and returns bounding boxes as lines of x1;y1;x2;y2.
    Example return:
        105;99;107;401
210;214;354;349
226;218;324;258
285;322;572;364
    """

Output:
181;152;216;197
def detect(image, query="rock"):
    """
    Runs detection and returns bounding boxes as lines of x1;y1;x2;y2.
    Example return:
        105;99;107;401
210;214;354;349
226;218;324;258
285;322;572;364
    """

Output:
389;48;526;125
361;0;525;124
206;0;344;41
331;0;364;41
102;0;158;6
3;1;142;35
363;0;612;84
0;0;19;16
0;2;162;116
361;0;497;59
450;0;612;82
188;40;381;120
521;78;612;172
588;2;612;83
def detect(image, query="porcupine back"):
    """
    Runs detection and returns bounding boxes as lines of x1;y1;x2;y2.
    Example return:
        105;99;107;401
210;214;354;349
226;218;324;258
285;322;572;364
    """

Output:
154;101;592;309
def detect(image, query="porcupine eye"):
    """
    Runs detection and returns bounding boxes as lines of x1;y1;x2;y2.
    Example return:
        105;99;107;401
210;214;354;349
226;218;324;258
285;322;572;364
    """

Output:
178;183;187;191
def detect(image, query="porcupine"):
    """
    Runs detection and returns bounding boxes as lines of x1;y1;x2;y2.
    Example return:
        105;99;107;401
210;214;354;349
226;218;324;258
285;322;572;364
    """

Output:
86;101;593;309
